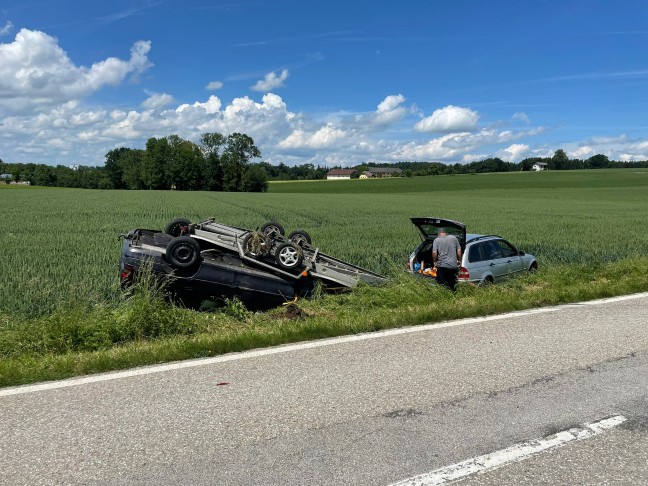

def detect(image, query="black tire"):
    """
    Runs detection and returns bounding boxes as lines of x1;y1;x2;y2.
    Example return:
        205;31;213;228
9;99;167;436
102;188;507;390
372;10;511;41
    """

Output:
481;275;494;286
288;230;312;247
242;232;271;257
529;262;538;273
166;236;201;269
275;242;304;270
165;218;192;237
260;221;285;239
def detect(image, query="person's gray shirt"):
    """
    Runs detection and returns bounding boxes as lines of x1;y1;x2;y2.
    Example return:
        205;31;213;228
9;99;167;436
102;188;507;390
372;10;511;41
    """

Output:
433;234;460;269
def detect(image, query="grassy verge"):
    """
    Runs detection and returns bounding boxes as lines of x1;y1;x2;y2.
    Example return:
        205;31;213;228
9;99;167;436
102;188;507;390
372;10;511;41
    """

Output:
2;257;648;388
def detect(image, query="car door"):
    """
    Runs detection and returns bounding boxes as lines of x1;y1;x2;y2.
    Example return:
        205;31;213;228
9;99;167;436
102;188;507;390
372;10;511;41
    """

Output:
495;239;524;276
466;242;490;282
480;240;509;281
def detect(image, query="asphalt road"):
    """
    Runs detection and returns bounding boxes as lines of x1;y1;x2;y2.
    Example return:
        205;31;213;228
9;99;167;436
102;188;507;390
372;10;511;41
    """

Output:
2;293;648;485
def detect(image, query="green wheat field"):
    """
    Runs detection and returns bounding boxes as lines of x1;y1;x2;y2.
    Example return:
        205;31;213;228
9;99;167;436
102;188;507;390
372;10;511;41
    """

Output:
2;169;648;318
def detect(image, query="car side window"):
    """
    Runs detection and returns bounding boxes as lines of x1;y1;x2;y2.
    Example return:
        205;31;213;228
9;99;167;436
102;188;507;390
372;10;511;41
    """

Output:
482;241;503;260
497;240;518;258
468;244;484;263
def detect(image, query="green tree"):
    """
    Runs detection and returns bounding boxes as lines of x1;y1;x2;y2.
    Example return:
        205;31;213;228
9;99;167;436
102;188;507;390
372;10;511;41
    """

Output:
142;138;171;189
551;149;569;170
104;148;130;189
200;132;226;191
586;154;610;169
243;164;269;192
165;135;206;190
221;133;261;191
32;165;56;186
120;149;146;189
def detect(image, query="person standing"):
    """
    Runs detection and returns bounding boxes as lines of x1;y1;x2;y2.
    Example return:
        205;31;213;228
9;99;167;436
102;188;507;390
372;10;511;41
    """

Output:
432;228;462;291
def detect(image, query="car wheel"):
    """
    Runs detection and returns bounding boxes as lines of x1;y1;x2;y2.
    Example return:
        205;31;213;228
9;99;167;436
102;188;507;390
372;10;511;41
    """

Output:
165;218;192;237
242;232;271;257
288;230;312;247
529;262;538;273
260;221;285;239
481;275;494;286
275;242;304;270
166;236;201;269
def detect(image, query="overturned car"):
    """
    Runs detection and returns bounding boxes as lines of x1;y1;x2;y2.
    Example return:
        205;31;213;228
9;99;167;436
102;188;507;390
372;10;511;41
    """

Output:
119;218;385;309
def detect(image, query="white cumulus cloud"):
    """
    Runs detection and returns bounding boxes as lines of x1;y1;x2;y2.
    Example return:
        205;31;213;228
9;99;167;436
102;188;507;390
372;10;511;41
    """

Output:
0;29;152;113
500;143;530;161
251;69;289;92
0;21;13;36
512;112;531;124
206;81;223;90
414;105;479;133
372;94;407;125
142;92;175;110
278;124;348;150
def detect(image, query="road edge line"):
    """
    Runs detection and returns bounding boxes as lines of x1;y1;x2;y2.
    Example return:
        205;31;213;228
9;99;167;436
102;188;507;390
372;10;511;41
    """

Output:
388;415;627;486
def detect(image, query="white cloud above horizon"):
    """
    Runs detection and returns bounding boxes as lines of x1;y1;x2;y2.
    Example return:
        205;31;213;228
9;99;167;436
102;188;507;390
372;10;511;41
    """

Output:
206;81;224;90
0;21;13;36
251;69;289;92
1;28;647;167
0;29;152;113
414;105;480;133
142;92;175;110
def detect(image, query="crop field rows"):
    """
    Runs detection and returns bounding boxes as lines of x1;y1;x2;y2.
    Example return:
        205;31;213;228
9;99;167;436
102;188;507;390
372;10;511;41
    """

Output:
1;169;648;319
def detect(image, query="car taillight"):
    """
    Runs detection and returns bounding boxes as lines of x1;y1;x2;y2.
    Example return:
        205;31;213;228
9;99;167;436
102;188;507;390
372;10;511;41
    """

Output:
458;266;470;280
120;265;133;280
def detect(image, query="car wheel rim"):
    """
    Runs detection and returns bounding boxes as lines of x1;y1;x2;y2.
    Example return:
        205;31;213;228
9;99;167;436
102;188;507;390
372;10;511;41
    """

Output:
292;235;307;246
175;245;193;263
263;225;281;238
279;247;298;266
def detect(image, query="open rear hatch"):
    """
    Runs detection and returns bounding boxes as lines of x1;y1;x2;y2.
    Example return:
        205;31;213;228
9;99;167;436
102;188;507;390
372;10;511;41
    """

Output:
410;217;466;251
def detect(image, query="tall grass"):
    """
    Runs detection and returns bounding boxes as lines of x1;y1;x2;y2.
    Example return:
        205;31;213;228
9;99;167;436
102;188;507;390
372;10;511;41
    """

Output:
2;170;648;386
2;257;647;388
2;171;648;317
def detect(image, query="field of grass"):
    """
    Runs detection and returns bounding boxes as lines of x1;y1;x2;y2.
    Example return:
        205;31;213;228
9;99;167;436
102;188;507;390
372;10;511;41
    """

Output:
1;169;648;386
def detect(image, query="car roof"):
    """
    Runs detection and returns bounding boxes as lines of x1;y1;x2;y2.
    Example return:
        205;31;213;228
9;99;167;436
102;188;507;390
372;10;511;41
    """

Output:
466;234;502;244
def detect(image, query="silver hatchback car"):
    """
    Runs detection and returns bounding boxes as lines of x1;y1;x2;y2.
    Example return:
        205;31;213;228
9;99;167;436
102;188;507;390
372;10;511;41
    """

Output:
408;217;538;284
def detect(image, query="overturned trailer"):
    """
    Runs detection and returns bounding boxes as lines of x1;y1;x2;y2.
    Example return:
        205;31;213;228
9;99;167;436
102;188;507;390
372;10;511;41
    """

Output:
119;218;385;309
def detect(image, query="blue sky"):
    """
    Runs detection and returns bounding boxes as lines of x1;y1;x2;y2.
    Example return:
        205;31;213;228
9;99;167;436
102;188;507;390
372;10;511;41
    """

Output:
1;0;647;167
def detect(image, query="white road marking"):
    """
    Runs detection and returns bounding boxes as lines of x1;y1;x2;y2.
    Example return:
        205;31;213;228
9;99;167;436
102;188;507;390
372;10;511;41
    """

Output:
389;415;627;486
1;292;647;397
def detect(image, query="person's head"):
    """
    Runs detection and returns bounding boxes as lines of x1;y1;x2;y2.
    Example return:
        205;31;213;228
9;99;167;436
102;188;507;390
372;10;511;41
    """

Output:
438;228;447;236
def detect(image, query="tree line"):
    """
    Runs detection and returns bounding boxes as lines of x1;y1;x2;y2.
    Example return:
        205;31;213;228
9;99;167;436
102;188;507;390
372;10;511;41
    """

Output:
356;150;648;178
2;145;648;191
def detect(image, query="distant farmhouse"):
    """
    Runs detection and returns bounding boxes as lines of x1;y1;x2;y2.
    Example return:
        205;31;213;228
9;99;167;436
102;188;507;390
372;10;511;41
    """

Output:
326;169;355;180
366;167;402;178
532;162;548;171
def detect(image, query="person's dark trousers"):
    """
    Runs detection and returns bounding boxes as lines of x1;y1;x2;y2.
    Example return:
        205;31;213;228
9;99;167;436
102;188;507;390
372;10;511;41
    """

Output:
436;266;458;291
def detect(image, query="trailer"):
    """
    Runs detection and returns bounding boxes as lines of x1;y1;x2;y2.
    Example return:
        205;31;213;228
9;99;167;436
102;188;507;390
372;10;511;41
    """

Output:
119;218;385;309
160;217;385;288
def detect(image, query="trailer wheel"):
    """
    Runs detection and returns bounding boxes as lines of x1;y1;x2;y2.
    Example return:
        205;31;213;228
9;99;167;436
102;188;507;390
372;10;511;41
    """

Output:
242;232;271;257
166;236;201;269
275;242;304;270
165;218;192;237
260;221;285;239
288;230;312;247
